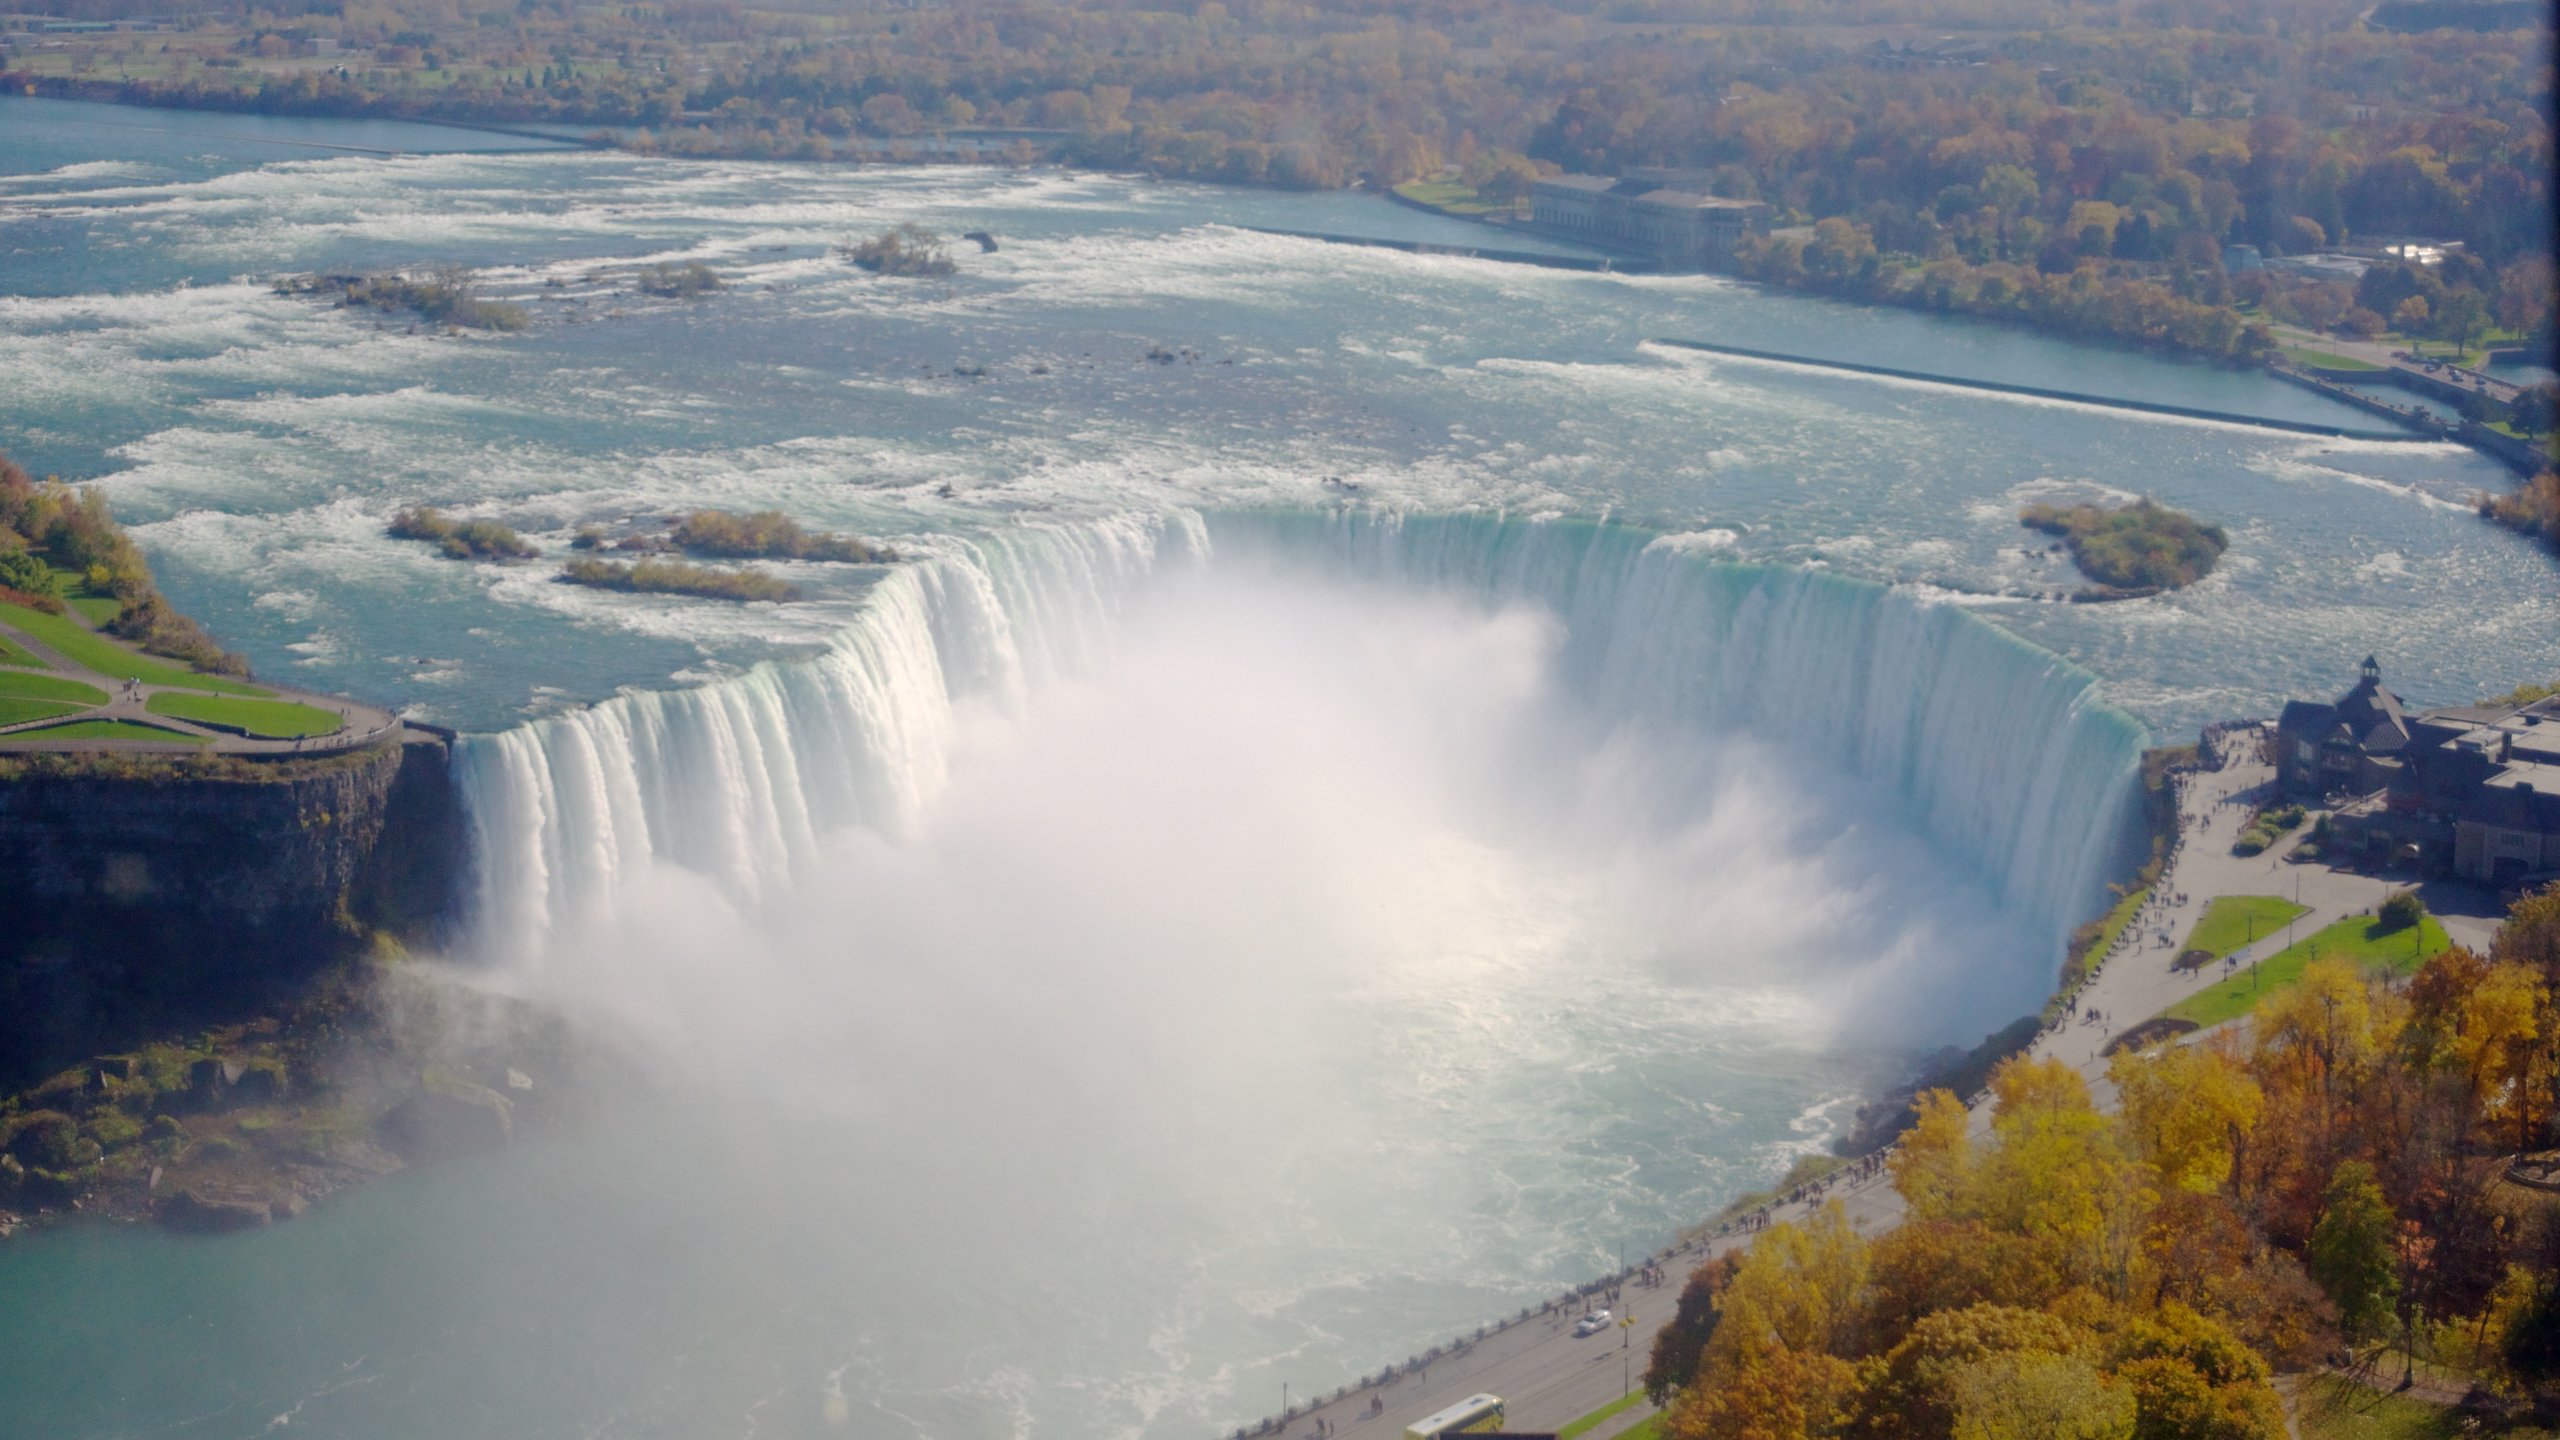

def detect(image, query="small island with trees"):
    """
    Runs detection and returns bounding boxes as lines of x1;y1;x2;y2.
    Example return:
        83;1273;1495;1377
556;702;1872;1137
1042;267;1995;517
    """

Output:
668;508;897;564
388;506;540;561
839;224;957;278
2022;498;2229;599
274;269;529;332
559;556;798;603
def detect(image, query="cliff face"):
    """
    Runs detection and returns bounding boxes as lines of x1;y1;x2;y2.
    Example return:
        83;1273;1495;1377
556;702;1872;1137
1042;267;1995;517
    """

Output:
0;738;466;1087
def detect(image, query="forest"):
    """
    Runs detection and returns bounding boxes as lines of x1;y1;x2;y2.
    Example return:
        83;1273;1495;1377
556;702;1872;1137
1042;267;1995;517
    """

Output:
6;0;2551;367
1643;883;2560;1440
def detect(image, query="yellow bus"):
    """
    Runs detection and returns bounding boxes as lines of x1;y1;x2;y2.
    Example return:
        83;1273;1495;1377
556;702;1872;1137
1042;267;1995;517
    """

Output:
1403;1393;1505;1440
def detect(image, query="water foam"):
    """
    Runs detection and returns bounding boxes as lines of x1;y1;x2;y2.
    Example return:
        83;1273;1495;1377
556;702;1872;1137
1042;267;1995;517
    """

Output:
455;508;2145;966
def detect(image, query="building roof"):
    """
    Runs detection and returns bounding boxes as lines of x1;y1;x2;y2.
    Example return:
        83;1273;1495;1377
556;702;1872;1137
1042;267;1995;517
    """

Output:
1627;188;1767;212
2464;774;2560;832
1535;174;1618;195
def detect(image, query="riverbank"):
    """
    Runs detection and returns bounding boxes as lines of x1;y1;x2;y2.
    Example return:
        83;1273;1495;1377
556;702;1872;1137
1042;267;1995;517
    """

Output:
0;960;596;1241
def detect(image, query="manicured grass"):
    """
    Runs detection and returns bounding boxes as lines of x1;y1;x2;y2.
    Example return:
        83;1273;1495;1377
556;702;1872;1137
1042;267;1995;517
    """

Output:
1615;1412;1667;1440
1393;179;1502;215
0;601;271;697
1559;1391;1647;1440
10;718;206;744
2284;347;2385;371
145;691;343;739
2182;895;2310;960
2089;885;2150;960
43;565;124;625
0;670;110;707
0;698;85;727
2164;913;2451;1028
0;631;38;668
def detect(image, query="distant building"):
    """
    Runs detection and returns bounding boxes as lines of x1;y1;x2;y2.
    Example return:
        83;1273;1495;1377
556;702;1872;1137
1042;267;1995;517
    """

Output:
2277;656;2413;797
2278;657;2560;886
2262;252;2370;283
1529;172;1771;271
2221;244;2264;272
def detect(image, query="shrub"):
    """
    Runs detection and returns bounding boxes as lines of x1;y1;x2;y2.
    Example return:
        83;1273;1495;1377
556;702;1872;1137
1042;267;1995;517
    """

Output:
282;269;529;331
2377;889;2424;932
0;547;60;598
558;556;799;602
637;261;722;297
3;1110;81;1169
389;506;539;561
670;509;894;563
839;223;957;277
85;1110;142;1148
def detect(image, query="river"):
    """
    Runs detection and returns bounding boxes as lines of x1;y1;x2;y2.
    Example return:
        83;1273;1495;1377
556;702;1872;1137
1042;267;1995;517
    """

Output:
0;95;2550;1440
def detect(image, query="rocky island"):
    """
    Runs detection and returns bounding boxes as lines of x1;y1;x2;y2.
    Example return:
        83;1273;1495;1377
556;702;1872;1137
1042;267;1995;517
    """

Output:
2022;497;2229;600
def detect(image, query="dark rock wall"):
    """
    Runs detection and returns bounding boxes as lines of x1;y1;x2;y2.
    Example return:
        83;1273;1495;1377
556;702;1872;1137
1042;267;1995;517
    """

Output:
0;738;467;1086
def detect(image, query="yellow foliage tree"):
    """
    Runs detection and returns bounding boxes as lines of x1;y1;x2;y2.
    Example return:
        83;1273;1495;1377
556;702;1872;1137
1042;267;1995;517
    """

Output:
2110;1041;2262;1193
1975;1058;2151;1299
1891;1088;1976;1222
2451;962;2546;1150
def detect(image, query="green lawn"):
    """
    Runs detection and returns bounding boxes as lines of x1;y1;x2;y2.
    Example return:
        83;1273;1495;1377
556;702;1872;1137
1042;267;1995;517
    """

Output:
1615;1412;1666;1440
2091;886;2150;959
2164;913;2451;1028
1559;1391;1647;1440
11;718;206;744
1393;179;1502;215
0;670;110;707
145;691;343;739
0;601;271;697
43;564;125;625
2182;895;2310;960
0;698;86;727
2283;347;2385;371
0;630;43;668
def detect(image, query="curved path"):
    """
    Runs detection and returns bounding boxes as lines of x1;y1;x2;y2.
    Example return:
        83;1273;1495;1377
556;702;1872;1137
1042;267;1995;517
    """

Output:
0;612;401;756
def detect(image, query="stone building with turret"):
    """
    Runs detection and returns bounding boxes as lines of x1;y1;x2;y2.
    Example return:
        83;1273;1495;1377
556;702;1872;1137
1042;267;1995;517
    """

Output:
2278;657;2560;887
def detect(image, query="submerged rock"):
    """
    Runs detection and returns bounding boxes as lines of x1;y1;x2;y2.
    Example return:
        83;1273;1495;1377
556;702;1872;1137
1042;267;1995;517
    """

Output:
156;1187;278;1232
380;1080;514;1164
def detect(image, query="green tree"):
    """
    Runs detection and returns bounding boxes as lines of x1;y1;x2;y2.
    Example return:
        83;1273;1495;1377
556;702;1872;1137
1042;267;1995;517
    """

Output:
2432;289;2488;357
2306;1160;2399;1344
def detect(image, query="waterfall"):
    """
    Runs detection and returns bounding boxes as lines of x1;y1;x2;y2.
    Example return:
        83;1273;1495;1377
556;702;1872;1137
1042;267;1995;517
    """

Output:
454;508;2146;963
454;511;1204;962
1213;511;2151;946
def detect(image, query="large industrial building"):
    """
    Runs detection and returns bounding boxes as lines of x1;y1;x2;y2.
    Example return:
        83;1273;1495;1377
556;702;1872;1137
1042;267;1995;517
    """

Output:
1528;170;1771;270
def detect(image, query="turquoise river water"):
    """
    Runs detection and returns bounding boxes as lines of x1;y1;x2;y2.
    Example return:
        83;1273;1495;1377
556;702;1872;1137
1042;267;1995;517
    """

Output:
0;95;2552;1440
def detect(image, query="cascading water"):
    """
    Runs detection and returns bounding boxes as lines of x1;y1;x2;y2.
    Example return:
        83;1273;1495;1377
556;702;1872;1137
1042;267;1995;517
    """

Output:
455;507;2146;970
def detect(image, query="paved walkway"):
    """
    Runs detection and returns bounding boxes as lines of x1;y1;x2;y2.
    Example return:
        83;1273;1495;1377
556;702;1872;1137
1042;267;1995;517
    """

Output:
0;613;400;756
1249;730;2507;1440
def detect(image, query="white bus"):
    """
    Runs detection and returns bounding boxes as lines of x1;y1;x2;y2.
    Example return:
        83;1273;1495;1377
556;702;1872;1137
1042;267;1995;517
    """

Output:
1403;1393;1505;1440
